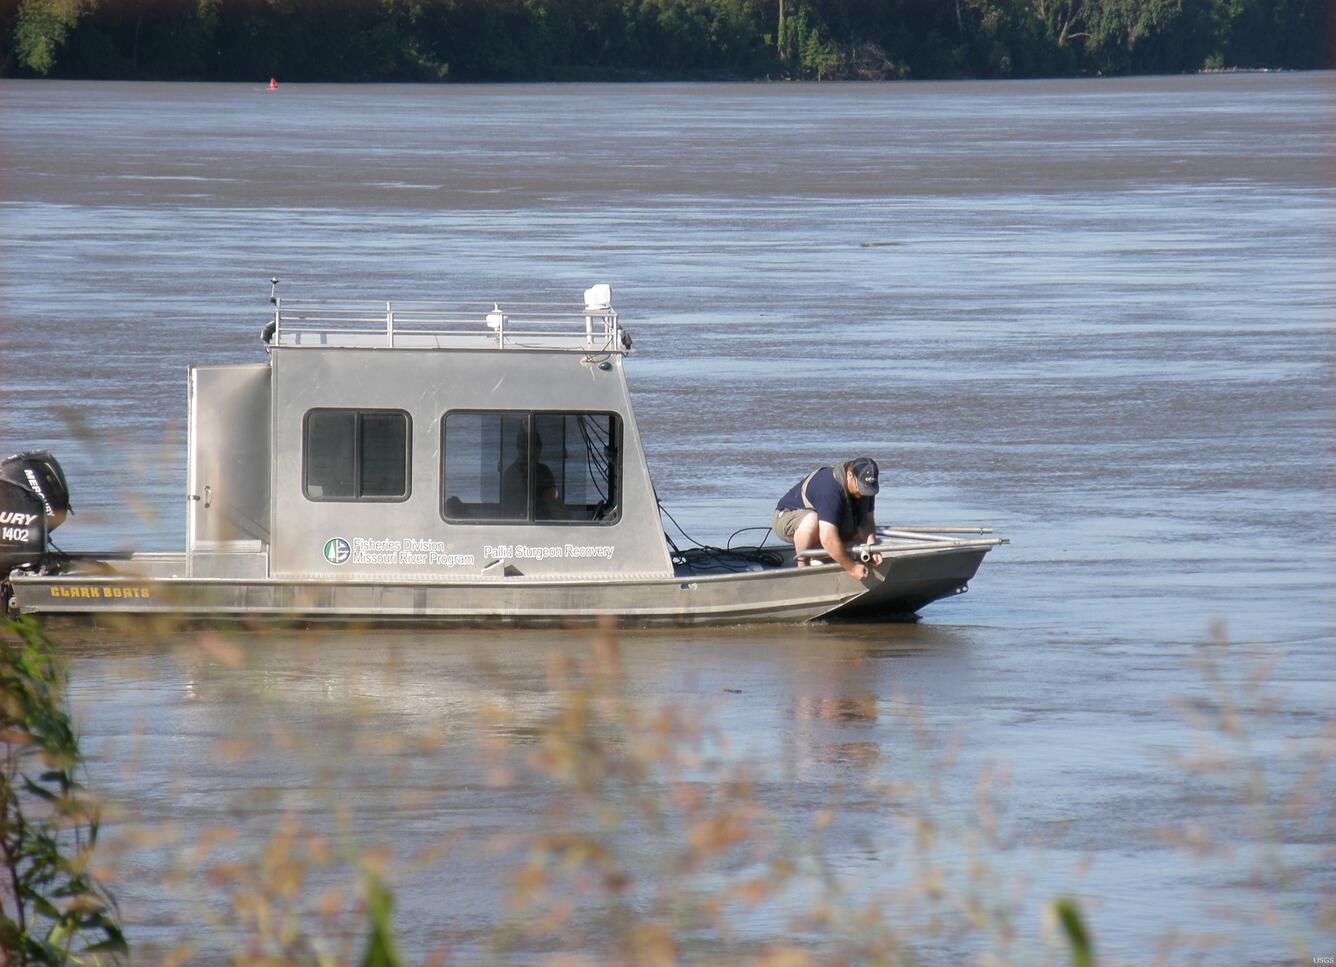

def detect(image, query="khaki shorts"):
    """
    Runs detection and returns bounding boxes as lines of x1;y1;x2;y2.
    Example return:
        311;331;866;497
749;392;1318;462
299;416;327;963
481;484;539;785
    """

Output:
772;507;816;543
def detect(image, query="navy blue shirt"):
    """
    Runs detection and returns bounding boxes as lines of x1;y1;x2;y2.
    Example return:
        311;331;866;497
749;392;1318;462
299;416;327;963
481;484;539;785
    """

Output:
776;467;874;539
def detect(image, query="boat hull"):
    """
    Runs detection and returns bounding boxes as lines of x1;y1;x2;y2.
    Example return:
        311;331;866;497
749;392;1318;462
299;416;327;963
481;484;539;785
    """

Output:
7;546;990;626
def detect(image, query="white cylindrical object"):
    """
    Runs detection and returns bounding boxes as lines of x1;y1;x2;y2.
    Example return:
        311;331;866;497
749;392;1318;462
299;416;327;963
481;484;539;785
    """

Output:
584;283;612;310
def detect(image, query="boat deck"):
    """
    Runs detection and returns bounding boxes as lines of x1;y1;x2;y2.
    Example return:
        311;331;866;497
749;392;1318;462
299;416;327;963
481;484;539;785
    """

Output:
9;529;1003;626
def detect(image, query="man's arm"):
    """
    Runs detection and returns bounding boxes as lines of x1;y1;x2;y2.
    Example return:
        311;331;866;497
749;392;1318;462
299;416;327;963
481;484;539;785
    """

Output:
853;512;876;543
819;520;868;579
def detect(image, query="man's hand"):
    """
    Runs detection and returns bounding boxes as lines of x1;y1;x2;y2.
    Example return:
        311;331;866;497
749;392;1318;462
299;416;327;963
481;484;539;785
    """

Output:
820;521;869;580
865;535;883;567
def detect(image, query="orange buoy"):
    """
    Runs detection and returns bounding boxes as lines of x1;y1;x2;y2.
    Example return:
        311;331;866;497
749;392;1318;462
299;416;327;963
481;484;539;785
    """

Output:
268;77;278;90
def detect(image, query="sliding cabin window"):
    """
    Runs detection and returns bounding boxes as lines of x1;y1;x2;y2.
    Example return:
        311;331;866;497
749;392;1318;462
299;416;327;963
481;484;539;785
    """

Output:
441;411;621;524
303;409;410;501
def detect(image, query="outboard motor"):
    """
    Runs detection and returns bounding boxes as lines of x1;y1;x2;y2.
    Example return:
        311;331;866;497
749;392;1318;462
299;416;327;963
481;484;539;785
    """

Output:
0;451;71;578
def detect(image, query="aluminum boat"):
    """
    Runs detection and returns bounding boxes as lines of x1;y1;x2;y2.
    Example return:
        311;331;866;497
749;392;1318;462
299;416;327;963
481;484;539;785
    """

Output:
1;285;1004;625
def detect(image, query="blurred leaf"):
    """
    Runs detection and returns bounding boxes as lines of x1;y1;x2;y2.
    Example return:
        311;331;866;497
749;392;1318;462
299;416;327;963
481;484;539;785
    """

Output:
1;617;125;963
1053;897;1095;967
360;874;405;967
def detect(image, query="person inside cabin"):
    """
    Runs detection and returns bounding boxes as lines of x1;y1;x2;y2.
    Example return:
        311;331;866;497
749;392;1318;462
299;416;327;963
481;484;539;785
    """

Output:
533;444;559;516
501;428;559;518
772;457;882;579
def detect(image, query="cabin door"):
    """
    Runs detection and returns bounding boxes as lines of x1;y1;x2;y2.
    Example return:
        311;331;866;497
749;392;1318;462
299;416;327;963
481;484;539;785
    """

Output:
188;364;271;550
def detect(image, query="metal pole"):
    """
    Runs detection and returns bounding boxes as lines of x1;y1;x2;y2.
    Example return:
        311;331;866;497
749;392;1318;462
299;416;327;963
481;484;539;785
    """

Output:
797;537;1005;560
877;528;994;542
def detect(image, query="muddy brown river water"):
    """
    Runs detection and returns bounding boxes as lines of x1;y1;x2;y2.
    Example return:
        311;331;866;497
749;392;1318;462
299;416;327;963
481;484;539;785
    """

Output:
1;74;1333;964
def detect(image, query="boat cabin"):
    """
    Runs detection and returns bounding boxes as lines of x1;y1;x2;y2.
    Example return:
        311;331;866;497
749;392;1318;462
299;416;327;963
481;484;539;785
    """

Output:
187;285;672;582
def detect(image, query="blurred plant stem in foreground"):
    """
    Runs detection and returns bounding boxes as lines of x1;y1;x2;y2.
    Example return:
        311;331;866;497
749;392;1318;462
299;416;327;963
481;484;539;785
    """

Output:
479;624;1047;965
1156;621;1336;964
5;616;1333;965
0;617;125;965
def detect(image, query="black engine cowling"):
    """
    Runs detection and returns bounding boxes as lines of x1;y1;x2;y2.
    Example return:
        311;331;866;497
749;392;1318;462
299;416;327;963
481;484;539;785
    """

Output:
0;451;71;576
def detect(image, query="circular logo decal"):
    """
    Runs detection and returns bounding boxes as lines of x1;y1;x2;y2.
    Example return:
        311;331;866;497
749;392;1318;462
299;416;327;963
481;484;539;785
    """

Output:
323;537;351;565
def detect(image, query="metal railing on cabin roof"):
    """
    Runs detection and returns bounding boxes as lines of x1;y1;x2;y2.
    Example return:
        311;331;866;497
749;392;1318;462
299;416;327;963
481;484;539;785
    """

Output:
268;296;628;353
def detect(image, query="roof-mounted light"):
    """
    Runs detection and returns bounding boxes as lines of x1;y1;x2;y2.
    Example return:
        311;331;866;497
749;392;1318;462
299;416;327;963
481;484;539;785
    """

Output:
584;284;612;312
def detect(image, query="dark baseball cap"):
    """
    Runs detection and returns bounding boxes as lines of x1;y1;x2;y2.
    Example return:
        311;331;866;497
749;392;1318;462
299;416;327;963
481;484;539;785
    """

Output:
850;456;880;496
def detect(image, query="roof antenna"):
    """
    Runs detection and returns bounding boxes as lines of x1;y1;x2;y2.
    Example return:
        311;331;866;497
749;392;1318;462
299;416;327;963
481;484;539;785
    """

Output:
269;276;280;305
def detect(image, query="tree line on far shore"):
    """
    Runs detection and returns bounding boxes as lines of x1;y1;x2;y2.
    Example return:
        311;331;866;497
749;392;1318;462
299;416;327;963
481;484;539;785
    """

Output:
1;0;1329;82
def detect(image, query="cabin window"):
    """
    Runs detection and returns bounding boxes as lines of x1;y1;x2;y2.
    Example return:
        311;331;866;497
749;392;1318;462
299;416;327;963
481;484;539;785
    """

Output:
303;409;410;501
442;411;621;524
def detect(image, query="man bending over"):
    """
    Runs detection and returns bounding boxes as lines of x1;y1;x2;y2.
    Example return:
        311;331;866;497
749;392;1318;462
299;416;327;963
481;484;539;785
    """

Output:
773;457;882;580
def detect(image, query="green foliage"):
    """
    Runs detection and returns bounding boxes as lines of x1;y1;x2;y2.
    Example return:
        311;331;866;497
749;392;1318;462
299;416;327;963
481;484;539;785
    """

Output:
12;0;87;74
359;875;405;967
782;3;840;77
0;618;126;965
2;0;1327;79
1053;897;1096;967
